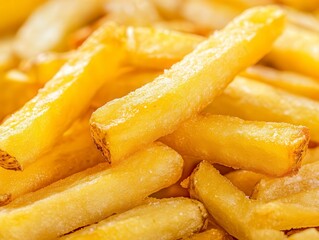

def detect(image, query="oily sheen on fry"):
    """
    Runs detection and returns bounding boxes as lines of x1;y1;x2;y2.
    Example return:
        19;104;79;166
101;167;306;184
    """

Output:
90;6;285;164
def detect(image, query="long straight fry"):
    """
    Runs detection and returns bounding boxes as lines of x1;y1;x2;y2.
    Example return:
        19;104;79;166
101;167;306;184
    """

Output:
61;198;207;240
90;6;285;164
0;23;126;170
0;142;183;240
162;114;309;176
0;114;104;205
205;77;319;142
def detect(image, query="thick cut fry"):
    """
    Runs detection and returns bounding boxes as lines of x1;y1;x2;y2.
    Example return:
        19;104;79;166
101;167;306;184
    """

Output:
288;229;319;240
285;7;319;33
254;196;319;230
0;23;126;170
225;170;266;196
252;162;319;201
90;6;285;164
14;0;105;58
242;65;319;100
265;24;319;78
0;143;183;240
0;114;104;205
181;0;240;31
162;114;309;176
184;228;233;240
61;198;207;240
189;161;285;240
0;71;40;122
205;77;319;143
0;0;45;33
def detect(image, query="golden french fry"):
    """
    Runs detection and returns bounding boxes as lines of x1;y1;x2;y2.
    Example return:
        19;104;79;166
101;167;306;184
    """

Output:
216;0;275;8
0;23;126;170
0;114;104;205
252;162;319;201
90;6;285;164
0;71;40;122
61;197;207;240
150;0;183;19
225;170;266;196
181;0;240;31
242;65;319;100
0;0;45;33
189;161;285;240
0;142;183;240
205;77;319;143
184;228;233;240
162;114;309;176
253;188;319;230
288;229;319;240
20;51;73;85
265;24;319;78
278;0;319;11
285;7;319;33
14;0;105;58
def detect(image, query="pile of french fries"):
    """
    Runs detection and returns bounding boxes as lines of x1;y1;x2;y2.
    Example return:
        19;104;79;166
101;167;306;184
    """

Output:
1;0;319;239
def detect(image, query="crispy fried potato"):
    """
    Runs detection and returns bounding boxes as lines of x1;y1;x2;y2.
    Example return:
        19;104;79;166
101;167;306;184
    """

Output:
225;170;266;196
0;0;45;33
0;71;40;122
242;65;319;100
285;7;319;33
0;23;126;170
265;24;319;78
61;198;207;240
184;228;233;240
0;143;183;240
0;114;104;205
205;77;319;143
162;114;309;176
14;0;105;58
252;162;319;201
288;228;319;240
90;6;285;164
189;161;285;240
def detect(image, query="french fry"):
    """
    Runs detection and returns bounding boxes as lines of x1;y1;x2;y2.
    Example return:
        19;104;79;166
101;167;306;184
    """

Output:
0;23;126;170
90;6;285;164
0;0;45;33
225;170;266;196
285;7;319;33
304;146;319;164
181;0;240;31
184;228;233;240
0;113;104;205
20;51;73;85
189;161;285;240
265;24;319;78
0;71;40;122
205;77;319;143
0;142;183;240
14;0;105;58
277;0;319;11
60;197;207;240
253;189;319;230
215;0;275;8
150;0;183;19
252;162;319;201
288;228;319;240
242;65;319;100
162;114;309;176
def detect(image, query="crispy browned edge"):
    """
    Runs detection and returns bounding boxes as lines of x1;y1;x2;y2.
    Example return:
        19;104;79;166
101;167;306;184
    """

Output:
90;123;111;163
0;150;21;171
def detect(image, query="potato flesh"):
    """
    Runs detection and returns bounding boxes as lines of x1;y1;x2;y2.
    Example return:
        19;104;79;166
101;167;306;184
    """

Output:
0;143;183;240
61;198;207;240
162;114;309;176
90;6;285;164
206;77;319;142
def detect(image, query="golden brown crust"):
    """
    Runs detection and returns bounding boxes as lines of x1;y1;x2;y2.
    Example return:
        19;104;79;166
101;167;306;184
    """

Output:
0;150;21;171
0;194;11;206
90;123;111;163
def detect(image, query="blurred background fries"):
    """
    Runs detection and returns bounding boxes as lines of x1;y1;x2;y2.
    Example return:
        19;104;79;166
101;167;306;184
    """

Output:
1;0;319;240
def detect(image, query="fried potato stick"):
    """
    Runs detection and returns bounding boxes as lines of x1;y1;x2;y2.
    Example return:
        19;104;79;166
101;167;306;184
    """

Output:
90;6;285;164
61;198;207;240
162;114;309;176
0;143;183;240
